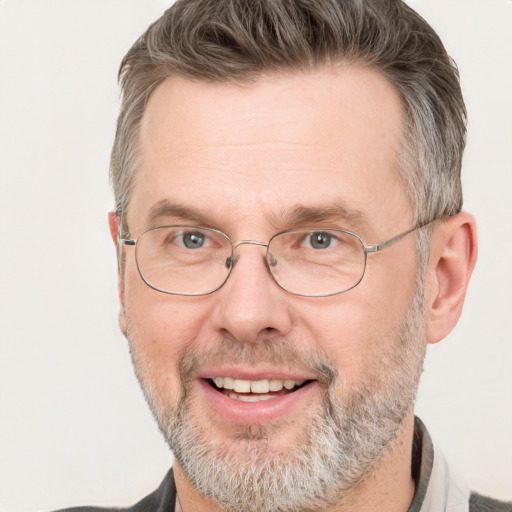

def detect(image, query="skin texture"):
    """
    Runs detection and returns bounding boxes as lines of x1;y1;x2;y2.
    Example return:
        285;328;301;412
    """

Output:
109;66;477;512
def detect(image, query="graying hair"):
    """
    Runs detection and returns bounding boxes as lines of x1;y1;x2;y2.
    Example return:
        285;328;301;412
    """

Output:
111;0;466;236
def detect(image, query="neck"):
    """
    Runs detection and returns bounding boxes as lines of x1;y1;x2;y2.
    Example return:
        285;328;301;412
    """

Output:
173;411;417;512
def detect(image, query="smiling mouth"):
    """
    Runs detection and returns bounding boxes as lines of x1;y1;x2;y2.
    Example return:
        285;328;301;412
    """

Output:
208;377;313;402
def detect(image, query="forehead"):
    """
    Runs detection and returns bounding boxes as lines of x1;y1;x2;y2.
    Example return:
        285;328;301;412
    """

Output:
130;66;409;235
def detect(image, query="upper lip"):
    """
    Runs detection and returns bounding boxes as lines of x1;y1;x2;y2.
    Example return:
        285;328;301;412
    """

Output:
197;366;318;382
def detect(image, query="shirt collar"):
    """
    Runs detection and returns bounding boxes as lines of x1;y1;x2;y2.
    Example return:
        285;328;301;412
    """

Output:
409;417;470;512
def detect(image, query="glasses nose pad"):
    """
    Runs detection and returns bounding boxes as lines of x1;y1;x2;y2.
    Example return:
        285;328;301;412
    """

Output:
225;256;234;269
267;252;277;267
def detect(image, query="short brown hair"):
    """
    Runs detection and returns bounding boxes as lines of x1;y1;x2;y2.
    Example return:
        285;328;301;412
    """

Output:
111;0;466;227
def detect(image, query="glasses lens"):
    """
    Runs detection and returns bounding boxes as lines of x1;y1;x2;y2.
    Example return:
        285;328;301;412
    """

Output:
135;226;232;295
268;229;366;296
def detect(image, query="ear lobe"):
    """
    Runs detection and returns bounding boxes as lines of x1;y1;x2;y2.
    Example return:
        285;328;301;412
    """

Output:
425;211;478;344
108;211;127;335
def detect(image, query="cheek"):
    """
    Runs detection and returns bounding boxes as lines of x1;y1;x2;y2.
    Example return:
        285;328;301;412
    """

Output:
300;260;418;383
122;268;213;386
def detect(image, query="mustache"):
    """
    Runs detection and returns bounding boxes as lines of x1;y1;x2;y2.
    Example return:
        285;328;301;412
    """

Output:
177;336;339;388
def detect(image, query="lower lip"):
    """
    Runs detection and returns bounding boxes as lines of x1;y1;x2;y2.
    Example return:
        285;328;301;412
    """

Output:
198;379;318;424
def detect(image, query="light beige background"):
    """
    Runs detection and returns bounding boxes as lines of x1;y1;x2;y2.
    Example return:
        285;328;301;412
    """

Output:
0;1;511;510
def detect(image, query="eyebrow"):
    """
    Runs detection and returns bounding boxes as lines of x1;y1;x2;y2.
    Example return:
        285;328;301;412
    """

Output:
146;200;212;227
276;202;370;231
145;198;370;233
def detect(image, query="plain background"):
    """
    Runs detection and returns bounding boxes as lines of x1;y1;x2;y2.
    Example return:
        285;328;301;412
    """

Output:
0;1;511;510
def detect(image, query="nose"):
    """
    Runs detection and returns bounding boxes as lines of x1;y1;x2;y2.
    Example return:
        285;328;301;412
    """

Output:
210;242;294;344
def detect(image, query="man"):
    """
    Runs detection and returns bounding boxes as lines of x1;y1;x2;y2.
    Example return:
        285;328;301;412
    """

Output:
70;0;508;511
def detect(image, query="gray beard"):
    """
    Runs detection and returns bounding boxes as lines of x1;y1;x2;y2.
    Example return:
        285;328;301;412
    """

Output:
127;285;426;512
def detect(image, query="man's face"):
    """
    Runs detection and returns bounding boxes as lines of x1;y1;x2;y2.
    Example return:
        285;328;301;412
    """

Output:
119;67;426;511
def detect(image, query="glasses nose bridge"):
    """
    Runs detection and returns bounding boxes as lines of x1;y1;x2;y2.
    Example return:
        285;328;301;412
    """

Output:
228;239;272;272
231;239;268;250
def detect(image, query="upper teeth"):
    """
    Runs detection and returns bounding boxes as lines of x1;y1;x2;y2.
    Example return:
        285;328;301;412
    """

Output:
213;377;305;393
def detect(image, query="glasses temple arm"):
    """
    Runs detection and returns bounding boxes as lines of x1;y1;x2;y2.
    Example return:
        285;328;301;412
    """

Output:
364;219;438;253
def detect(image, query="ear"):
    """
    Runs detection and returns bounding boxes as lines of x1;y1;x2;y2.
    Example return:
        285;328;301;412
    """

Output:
425;211;478;344
108;211;127;335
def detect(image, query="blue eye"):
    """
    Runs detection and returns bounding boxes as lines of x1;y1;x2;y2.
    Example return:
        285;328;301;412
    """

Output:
182;231;206;249
307;232;333;249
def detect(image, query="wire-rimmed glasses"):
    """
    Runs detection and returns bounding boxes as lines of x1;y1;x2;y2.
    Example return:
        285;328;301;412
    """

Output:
118;221;434;297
